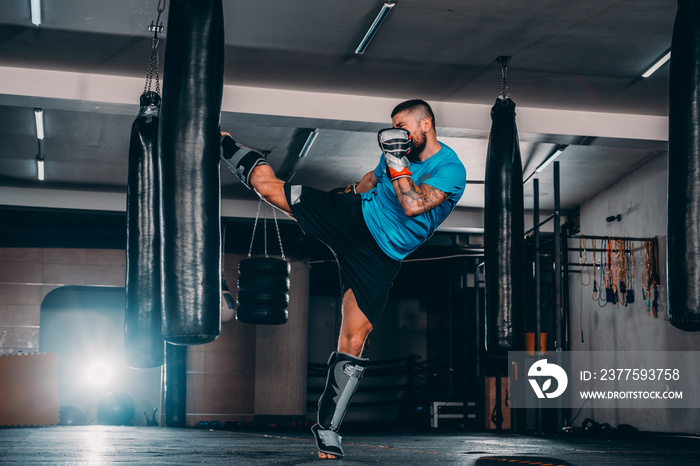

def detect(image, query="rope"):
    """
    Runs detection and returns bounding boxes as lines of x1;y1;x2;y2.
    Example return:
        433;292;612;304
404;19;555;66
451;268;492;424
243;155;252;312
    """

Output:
579;238;591;343
591;239;600;301
597;239;608;308
617;239;626;307
644;239;659;318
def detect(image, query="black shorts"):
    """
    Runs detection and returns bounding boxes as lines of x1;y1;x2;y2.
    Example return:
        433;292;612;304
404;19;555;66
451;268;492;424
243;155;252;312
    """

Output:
284;184;401;325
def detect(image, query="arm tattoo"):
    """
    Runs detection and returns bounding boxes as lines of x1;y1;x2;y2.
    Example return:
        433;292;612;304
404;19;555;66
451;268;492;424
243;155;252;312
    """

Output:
395;181;448;215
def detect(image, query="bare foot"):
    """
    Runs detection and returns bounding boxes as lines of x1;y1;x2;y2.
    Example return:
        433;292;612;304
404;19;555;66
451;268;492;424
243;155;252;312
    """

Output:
318;451;338;459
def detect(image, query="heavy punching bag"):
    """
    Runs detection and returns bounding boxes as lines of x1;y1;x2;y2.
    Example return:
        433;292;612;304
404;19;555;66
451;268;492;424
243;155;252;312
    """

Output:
164;343;187;427
124;91;165;368
484;96;525;355
667;0;700;331
159;0;224;344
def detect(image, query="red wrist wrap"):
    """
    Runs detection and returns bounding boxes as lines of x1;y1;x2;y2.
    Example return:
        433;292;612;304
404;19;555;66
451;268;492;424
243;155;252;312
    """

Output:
388;167;412;180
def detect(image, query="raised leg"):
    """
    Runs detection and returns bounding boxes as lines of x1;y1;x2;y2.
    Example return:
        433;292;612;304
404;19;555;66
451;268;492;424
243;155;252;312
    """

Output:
220;132;291;215
248;164;291;215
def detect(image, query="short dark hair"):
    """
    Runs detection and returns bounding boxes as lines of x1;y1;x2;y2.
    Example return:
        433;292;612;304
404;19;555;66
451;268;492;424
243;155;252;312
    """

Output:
391;99;436;128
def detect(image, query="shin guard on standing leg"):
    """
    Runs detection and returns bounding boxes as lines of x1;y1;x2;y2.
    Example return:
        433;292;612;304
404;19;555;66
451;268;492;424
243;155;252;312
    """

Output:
312;351;368;458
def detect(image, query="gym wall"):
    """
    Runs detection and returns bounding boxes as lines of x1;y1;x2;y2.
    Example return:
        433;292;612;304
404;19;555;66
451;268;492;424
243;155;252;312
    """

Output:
569;152;700;433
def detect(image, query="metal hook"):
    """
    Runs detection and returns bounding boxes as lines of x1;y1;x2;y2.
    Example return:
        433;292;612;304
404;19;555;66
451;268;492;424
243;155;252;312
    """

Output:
148;0;166;40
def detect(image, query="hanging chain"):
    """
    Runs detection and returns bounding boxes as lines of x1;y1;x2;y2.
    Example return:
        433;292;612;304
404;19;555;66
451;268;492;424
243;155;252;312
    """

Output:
263;202;268;257
246;198;287;260
144;39;161;95
144;0;166;95
271;205;286;260
247;198;263;258
498;56;511;99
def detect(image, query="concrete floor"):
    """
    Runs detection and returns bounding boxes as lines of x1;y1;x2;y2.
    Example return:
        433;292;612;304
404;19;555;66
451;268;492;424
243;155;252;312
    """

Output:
1;426;699;465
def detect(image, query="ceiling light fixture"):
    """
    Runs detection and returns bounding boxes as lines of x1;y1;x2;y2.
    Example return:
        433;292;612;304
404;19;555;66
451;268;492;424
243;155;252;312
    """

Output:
535;145;567;173
30;0;42;26
36;154;45;181
34;108;44;140
523;145;568;185
641;50;671;78
298;129;319;158
355;2;396;55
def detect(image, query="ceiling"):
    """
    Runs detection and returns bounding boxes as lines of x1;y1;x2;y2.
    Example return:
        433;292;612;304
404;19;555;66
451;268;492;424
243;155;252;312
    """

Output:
0;0;675;236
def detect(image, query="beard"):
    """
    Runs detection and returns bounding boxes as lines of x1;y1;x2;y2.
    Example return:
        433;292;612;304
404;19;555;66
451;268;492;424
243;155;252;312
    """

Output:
408;131;426;162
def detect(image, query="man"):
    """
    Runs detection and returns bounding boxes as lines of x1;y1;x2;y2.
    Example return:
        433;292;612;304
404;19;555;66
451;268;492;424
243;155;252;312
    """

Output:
221;99;466;459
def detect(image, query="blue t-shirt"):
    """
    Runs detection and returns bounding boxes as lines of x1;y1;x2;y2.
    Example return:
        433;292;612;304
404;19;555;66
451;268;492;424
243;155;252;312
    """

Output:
360;142;466;261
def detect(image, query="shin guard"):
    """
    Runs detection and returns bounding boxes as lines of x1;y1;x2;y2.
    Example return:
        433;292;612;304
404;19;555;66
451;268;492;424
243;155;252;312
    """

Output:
312;351;368;457
220;134;269;189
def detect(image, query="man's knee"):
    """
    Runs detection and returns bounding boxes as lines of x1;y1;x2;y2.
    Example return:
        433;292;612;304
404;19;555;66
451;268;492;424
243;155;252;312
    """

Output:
338;332;370;356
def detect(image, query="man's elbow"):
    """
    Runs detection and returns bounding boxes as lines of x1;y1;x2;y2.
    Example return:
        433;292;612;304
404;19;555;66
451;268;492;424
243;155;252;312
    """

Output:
403;204;424;217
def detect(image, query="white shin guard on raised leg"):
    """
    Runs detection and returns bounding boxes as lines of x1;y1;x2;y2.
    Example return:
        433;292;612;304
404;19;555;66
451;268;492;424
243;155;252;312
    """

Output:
312;351;368;458
220;134;269;190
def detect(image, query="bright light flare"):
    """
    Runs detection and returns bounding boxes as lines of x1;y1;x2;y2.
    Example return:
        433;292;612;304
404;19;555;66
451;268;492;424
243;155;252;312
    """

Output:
85;360;114;387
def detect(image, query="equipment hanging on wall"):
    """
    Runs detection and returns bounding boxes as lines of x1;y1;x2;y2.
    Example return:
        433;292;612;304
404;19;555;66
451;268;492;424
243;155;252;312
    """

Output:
124;2;166;369
159;0;224;344
484;57;525;355
667;0;700;331
573;235;660;345
236;200;291;325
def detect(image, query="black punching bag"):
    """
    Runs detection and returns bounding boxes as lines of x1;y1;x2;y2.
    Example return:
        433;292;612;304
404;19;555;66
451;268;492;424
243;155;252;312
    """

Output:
159;0;224;344
164;343;187;427
484;97;525;355
667;0;700;331
124;91;165;368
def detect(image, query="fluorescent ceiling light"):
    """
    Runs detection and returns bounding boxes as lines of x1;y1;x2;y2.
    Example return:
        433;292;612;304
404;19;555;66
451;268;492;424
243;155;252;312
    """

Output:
641;50;671;78
30;0;41;26
535;145;567;173
298;129;319;158
34;108;44;140
36;155;45;181
355;2;395;55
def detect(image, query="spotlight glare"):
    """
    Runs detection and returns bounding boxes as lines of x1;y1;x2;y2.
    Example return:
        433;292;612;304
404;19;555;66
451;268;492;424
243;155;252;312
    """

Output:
85;360;114;387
